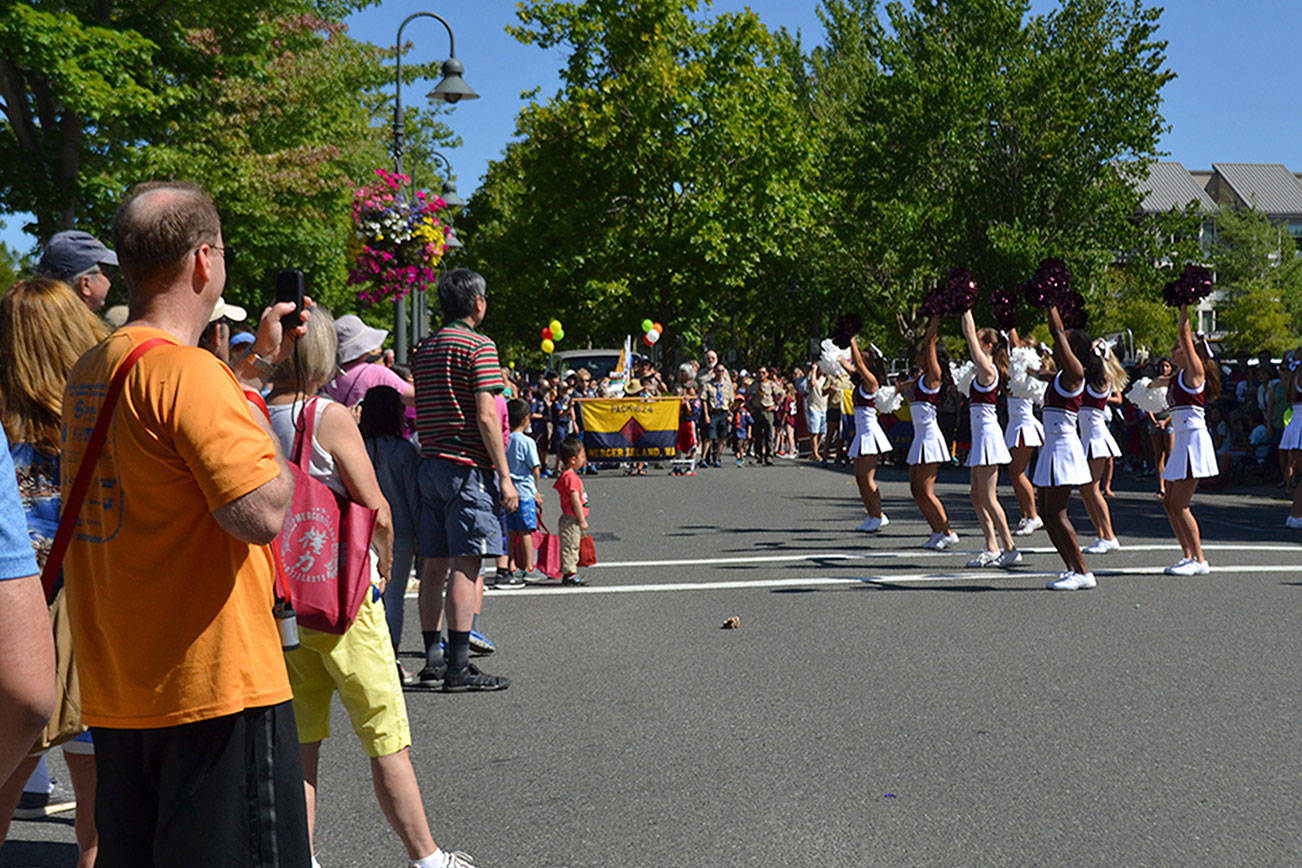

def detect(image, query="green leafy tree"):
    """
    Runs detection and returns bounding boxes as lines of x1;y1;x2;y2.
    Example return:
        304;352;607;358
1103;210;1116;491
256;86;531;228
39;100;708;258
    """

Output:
1212;208;1302;352
0;1;456;314
462;0;818;364
809;0;1173;345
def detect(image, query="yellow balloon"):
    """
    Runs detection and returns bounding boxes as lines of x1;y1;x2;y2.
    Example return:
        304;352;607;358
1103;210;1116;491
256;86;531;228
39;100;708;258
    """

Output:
549;319;563;334
541;338;555;354
508;361;516;369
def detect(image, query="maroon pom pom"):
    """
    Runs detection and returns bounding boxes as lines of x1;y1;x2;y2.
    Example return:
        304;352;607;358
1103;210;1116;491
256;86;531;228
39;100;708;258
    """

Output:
1058;289;1088;330
991;285;1018;329
1024;257;1072;309
830;313;863;349
1165;263;1214;307
944;267;979;314
920;287;946;318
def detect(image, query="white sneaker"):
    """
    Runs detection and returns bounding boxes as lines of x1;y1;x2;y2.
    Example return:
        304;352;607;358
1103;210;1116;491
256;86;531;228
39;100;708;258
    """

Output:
995;549;1023;567
1286;515;1302;529
966;550;1000;567
856;516;878;532
1166;559;1210;576
1013;515;1043;536
875;514;890;530
435;851;478;868
1163;558;1192;575
934;532;959;550
1082;537;1120;555
1047;571;1096;590
922;532;943;550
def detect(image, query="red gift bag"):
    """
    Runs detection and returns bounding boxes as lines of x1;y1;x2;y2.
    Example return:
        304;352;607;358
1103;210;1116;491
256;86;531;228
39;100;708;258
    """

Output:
578;534;597;567
276;398;378;634
533;518;563;580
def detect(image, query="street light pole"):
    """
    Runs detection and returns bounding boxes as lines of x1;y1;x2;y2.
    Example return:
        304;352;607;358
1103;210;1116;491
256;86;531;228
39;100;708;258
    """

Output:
390;10;478;363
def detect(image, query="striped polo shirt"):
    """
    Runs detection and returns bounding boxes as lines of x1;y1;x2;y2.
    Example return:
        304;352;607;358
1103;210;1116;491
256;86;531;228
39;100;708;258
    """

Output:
412;319;505;467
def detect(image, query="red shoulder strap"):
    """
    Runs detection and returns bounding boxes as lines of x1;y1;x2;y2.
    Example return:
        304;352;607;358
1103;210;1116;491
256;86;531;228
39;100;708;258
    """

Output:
42;337;171;600
290;396;319;469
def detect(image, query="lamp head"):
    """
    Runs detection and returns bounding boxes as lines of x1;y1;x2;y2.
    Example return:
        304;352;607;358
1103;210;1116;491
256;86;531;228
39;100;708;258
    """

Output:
429;57;479;103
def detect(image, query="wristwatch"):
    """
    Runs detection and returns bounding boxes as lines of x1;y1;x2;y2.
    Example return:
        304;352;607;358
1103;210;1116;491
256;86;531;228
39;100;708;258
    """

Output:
246;351;276;378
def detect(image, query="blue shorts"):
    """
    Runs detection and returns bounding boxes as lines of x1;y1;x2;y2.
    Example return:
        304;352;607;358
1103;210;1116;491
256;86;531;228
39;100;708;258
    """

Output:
806;410;827;435
506;496;538;533
416;458;504;558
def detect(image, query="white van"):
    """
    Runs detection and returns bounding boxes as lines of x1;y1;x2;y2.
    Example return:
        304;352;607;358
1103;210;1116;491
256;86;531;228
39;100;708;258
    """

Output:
549;348;625;380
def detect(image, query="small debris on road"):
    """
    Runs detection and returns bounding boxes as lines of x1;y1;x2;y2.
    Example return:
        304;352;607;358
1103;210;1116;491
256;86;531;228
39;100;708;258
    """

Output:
721;616;740;629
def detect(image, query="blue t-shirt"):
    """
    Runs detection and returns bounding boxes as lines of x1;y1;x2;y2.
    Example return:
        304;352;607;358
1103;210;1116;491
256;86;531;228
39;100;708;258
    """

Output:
1;425;41;580
507;431;541;499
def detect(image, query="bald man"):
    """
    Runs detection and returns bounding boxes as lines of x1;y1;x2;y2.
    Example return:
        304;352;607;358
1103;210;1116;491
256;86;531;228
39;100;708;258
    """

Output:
60;181;311;865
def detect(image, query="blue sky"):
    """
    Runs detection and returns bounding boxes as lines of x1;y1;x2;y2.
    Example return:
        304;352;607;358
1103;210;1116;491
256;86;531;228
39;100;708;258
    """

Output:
3;0;1300;253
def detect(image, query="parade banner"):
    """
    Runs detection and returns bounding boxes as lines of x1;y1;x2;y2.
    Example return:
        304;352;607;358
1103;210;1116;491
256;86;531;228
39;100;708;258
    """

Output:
577;397;679;460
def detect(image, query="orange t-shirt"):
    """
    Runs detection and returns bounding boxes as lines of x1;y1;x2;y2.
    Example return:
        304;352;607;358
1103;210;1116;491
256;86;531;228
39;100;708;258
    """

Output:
61;327;290;728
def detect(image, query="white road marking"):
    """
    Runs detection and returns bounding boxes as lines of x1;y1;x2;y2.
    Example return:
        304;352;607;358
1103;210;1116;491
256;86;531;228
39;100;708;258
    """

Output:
592;542;1302;569
472;563;1302;598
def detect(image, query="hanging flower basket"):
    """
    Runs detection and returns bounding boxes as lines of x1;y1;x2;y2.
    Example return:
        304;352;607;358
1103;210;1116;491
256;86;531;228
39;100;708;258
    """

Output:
347;168;451;305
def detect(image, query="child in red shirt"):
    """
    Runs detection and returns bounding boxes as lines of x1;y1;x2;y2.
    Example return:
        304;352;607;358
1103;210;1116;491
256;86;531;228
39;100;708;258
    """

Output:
553;436;590;585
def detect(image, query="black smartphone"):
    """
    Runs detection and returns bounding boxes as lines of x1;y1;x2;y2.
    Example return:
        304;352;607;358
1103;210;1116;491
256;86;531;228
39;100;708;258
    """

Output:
274;269;305;332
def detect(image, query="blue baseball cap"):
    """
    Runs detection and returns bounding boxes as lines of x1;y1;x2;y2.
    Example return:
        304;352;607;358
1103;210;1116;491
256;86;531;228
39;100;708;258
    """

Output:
37;230;118;281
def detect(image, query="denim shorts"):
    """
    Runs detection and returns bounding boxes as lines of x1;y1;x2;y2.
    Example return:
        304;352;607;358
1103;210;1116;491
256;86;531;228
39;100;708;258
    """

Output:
807;410;827;435
506;496;538;532
417;457;504;558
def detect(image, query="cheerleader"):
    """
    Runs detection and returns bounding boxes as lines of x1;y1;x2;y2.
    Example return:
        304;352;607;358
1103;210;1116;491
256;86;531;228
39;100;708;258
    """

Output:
959;311;1019;566
1005;329;1045;536
1034;303;1095;590
1077;340;1129;554
1153;305;1220;574
1279;349;1302;527
903;314;958;549
841;337;894;532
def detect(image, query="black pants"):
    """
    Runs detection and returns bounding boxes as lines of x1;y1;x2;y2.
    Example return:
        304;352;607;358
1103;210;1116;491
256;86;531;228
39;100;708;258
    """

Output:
93;701;310;867
753;409;774;461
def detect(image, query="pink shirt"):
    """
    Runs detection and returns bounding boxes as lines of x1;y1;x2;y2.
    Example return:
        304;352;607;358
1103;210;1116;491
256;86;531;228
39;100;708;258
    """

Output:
324;362;409;407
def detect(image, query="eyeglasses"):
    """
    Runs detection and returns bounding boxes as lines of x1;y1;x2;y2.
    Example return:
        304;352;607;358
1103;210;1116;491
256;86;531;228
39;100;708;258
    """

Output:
204;245;234;266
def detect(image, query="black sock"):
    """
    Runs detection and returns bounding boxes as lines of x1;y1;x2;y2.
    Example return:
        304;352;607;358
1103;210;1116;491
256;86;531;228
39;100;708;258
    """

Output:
447;630;471;671
422;630;443;668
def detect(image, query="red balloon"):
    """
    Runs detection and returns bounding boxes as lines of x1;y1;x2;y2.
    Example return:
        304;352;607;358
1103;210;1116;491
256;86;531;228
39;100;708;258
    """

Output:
643;334;654;346
541;327;553;341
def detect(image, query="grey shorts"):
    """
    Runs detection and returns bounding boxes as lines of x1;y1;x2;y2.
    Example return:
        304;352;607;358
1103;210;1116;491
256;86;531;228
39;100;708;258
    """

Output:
417;458;504;558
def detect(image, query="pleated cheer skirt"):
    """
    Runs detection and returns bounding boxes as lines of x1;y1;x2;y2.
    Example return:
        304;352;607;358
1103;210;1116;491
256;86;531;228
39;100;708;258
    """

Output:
849;407;894;458
1280;405;1302;450
1004;397;1044;449
1162;407;1219;481
907;401;949;465
1078;406;1121;460
966;403;1011;467
1033;408;1091;487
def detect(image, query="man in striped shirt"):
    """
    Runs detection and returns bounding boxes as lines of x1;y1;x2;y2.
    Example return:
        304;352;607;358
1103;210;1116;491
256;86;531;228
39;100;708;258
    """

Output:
412;269;519;691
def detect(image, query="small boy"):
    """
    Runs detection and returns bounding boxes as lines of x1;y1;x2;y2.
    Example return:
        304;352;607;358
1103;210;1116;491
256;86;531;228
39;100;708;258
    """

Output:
732;395;753;466
554;436;590;585
506;398;544;580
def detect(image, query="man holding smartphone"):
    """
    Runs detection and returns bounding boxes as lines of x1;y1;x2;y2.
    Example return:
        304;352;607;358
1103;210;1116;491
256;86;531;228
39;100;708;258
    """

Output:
61;181;312;865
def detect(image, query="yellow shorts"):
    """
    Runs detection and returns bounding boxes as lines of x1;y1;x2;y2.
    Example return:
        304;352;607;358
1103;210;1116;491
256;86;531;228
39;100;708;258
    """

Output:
285;593;411;758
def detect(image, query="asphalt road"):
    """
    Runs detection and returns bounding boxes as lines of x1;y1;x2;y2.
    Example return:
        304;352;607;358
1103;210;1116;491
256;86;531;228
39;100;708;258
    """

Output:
6;458;1301;867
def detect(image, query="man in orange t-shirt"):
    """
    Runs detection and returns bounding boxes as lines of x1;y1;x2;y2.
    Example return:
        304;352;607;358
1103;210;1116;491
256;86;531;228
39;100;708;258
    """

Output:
61;181;311;866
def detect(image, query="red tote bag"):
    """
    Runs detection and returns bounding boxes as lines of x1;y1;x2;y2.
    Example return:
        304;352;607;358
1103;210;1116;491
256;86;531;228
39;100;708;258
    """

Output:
275;398;377;634
533;517;563;580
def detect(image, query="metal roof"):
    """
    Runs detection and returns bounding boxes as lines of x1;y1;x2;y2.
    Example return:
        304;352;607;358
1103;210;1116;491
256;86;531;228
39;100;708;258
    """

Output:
1136;161;1217;213
1211;163;1302;216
